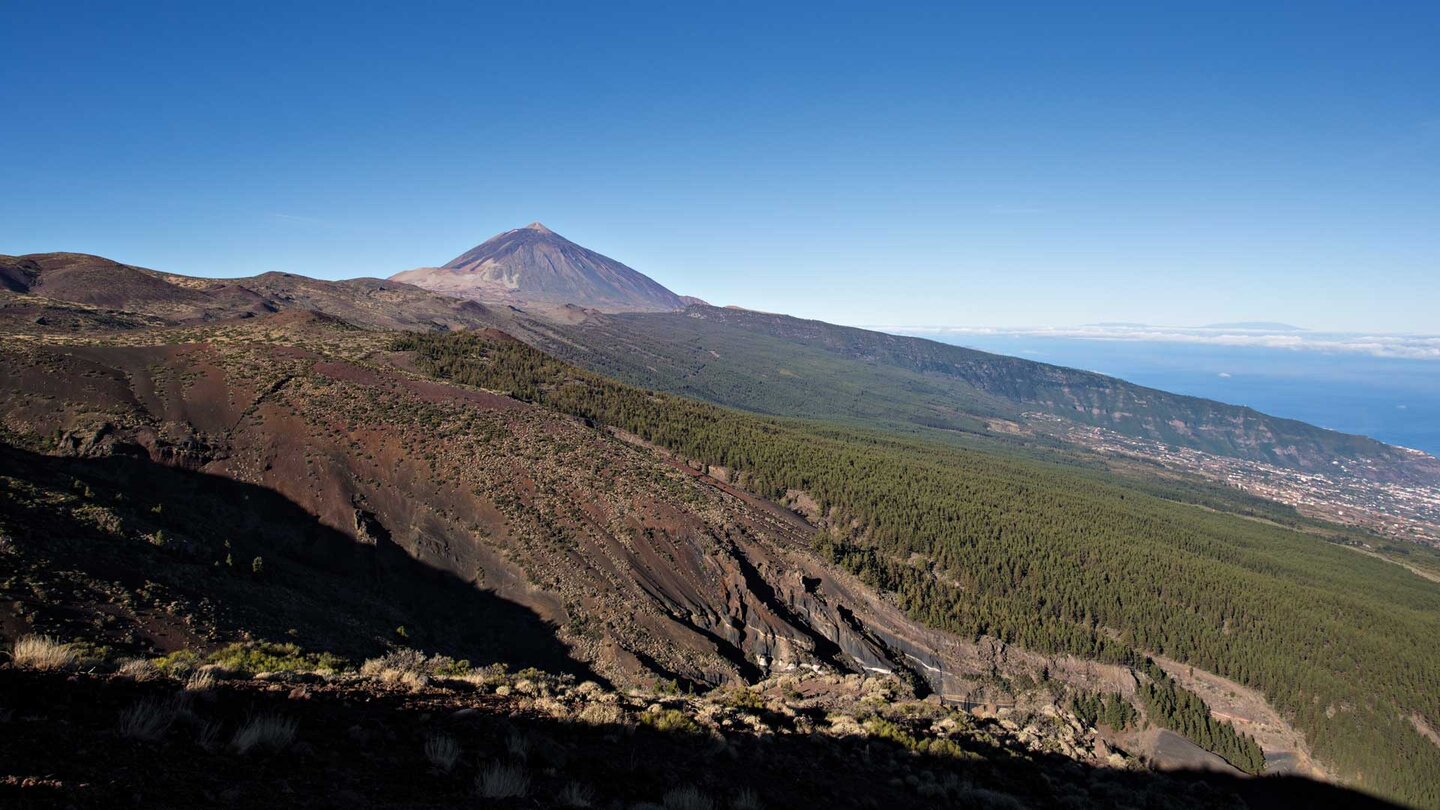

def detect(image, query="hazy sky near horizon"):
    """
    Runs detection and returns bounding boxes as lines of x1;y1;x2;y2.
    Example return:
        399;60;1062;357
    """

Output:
3;2;1437;332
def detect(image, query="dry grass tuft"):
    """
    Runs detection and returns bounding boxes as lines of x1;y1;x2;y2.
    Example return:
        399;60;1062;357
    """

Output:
10;635;78;671
118;698;177;741
384;668;430;690
231;713;297;754
505;730;532;760
183;668;216;693
663;785;715;810
423;733;461;773
118;657;161;681
194;719;223;751
476;761;529;799
732;788;763;810
558;781;595;807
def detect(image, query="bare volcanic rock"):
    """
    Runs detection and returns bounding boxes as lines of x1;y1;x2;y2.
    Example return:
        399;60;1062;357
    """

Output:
392;222;685;313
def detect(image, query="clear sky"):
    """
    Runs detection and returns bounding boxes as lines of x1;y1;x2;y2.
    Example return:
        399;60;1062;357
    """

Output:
3;1;1437;332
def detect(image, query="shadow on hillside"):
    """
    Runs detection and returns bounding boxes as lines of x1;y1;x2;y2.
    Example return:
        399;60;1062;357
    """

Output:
0;667;1407;810
0;443;595;682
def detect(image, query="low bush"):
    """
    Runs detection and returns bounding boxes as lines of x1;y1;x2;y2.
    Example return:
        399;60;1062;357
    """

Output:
360;647;480;689
711;686;765;712
208;641;345;675
858;714;969;760
578;703;624;726
151;649;203;675
640;708;701;735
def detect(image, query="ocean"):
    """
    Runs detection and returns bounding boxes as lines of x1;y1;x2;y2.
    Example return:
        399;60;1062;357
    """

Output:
905;333;1440;458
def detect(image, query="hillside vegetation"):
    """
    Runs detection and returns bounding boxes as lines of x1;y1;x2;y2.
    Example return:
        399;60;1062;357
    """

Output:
530;305;1438;484
395;330;1440;806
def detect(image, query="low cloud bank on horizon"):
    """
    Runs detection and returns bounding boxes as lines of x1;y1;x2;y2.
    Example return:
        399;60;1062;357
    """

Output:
869;324;1440;361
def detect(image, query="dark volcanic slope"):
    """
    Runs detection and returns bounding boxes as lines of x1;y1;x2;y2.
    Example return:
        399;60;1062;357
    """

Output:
0;252;260;320
214;271;503;331
0;252;504;332
391;222;686;313
530;304;1440;485
0;313;1059;694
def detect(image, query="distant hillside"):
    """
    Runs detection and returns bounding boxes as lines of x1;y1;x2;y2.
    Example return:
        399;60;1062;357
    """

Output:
391;223;686;313
530;305;1439;485
6;250;1434;489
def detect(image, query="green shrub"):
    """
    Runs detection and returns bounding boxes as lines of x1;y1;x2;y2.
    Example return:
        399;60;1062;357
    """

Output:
151;648;203;674
206;641;346;674
859;715;969;759
641;708;702;735
712;686;765;712
917;737;970;759
862;716;915;748
431;655;473;677
359;648;473;682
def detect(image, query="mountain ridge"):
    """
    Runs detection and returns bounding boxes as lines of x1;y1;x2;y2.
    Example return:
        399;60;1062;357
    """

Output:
0;251;505;332
6;248;1435;492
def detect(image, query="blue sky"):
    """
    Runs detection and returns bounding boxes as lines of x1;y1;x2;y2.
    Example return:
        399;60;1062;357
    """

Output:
2;1;1437;332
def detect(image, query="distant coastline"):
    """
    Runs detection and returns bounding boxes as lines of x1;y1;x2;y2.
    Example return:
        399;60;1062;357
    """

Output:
868;324;1440;362
881;330;1440;457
